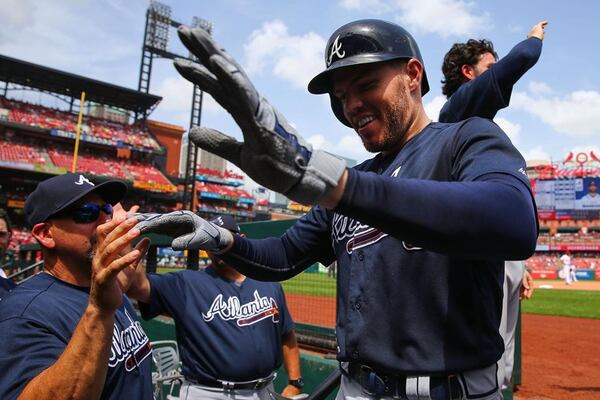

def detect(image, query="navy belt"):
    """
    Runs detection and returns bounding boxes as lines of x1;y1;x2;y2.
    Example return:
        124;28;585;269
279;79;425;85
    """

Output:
346;362;463;399
186;373;275;391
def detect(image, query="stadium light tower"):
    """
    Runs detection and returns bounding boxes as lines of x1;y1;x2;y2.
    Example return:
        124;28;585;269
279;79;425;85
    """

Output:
138;0;213;270
137;0;213;210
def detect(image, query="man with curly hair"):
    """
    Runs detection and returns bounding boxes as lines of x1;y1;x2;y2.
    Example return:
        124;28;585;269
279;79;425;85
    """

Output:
439;21;547;393
440;21;547;122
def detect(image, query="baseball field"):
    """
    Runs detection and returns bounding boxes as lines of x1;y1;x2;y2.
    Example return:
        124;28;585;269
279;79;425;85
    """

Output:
516;280;600;400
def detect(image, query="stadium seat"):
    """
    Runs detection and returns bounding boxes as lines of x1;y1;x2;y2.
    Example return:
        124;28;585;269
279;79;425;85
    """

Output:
150;340;182;400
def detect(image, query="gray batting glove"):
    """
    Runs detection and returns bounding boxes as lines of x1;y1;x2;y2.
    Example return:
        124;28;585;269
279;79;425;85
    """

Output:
132;211;233;252
173;26;346;205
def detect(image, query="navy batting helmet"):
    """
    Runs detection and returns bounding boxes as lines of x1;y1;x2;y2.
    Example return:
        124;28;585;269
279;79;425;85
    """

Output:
307;19;430;127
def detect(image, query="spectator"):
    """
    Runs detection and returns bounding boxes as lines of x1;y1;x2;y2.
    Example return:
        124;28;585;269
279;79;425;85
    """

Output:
0;208;16;298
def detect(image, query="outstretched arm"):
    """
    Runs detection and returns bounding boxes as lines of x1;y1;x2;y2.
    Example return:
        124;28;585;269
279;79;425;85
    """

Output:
333;170;537;259
494;22;546;101
440;20;547;123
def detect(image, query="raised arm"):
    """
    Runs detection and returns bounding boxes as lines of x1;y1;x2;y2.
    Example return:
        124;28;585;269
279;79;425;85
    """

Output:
493;21;547;101
440;21;547;123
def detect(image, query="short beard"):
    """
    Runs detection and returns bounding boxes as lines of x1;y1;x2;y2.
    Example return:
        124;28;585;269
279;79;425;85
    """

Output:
85;239;97;268
362;83;411;154
86;248;95;267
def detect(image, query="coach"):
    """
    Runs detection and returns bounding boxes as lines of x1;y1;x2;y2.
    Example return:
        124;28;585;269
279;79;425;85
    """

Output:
0;173;152;400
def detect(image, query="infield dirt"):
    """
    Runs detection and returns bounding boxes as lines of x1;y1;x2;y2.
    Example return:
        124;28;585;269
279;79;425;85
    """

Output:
516;314;600;400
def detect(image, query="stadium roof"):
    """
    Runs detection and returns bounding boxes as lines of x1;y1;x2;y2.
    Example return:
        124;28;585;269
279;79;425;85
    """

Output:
0;54;161;113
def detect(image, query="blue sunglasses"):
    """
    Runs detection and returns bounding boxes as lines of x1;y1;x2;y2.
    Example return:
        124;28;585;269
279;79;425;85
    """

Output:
66;203;113;223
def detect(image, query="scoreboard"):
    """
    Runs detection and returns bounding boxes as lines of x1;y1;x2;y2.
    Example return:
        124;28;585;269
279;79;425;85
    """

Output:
534;177;600;220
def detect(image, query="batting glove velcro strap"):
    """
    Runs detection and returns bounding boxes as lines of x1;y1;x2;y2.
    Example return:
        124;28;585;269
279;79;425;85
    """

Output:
286;148;347;205
174;26;346;205
132;211;233;251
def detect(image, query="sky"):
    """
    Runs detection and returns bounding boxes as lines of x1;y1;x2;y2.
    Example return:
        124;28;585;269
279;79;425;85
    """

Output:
1;0;599;171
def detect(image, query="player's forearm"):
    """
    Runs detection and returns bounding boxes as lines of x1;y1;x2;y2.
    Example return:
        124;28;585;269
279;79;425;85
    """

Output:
221;209;334;281
495;37;542;94
282;332;302;380
336;169;537;259
125;269;152;304
18;304;114;400
222;236;314;281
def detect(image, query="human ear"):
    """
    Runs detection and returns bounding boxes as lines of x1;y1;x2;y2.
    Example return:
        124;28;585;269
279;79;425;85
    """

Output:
461;64;475;81
31;223;56;249
406;59;424;93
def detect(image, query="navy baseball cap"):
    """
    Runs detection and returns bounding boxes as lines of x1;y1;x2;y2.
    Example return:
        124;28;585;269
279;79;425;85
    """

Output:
24;173;128;228
210;215;240;233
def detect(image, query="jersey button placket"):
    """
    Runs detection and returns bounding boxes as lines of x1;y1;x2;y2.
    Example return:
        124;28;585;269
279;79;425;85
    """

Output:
357;250;364;262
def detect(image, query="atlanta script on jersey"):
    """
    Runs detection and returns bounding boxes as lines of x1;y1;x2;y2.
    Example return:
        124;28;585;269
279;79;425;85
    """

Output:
202;290;280;326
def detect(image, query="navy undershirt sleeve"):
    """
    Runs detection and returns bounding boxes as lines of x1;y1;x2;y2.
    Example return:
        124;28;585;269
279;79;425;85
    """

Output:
494;37;542;102
222;172;536;277
336;168;537;259
220;207;334;281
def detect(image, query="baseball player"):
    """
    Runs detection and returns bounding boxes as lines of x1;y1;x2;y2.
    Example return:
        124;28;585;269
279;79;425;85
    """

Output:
561;252;573;284
127;214;304;400
570;263;578;284
134;19;537;400
438;20;547;391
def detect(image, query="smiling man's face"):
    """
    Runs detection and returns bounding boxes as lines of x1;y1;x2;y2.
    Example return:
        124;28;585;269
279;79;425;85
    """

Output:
333;60;415;154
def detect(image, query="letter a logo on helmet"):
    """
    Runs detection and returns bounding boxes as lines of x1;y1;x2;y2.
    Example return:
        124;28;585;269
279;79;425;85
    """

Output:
308;19;430;127
327;35;346;66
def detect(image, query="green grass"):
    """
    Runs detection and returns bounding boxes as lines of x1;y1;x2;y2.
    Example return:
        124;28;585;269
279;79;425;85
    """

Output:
281;272;337;297
154;268;338;297
156;267;186;274
522;288;600;318
153;268;600;319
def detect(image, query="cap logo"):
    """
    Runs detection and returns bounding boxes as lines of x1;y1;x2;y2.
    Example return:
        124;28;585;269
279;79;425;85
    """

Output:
214;216;224;226
327;35;345;67
75;175;94;186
